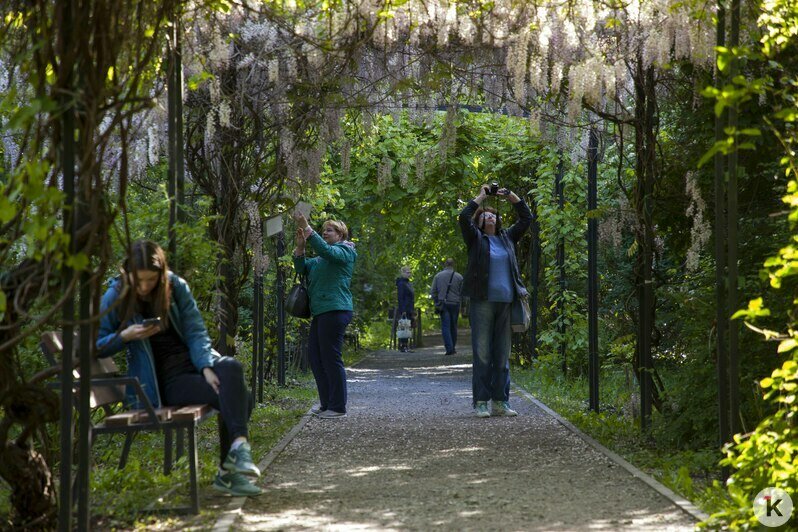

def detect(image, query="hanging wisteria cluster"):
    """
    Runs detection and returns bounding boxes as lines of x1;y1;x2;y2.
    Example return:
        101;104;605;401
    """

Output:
684;171;712;272
0;0;720;186
0;0;720;238
143;0;715;193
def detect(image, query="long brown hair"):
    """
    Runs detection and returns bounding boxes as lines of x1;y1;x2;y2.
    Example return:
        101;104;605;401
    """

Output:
119;240;171;328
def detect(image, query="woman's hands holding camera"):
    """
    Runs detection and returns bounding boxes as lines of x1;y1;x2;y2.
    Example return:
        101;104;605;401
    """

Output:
476;184;520;204
292;210;309;230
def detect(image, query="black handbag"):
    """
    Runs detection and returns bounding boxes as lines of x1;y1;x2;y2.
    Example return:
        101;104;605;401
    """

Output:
285;274;310;319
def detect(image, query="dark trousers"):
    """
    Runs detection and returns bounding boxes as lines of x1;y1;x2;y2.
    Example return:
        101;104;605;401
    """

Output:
161;357;254;466
440;303;460;353
308;310;352;413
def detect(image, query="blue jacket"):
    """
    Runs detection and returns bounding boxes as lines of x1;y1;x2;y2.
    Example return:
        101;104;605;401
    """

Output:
96;272;219;408
396;277;415;317
292;233;357;316
459;199;532;301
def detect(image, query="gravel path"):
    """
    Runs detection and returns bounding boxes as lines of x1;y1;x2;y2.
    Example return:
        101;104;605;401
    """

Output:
235;337;698;531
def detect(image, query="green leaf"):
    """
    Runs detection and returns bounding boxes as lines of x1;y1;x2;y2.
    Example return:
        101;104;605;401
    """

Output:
717;53;730;73
777;338;797;353
0;195;17;223
66;252;89;271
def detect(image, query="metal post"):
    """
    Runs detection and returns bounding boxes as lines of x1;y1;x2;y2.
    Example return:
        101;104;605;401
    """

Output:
167;19;177;260
259;273;265;401
76;138;92;532
714;0;731;451
529;198;541;359
276;232;286;386
258;220;265;401
416;309;423;347
58;4;76;527
555;157;567;376
587;128;600;413
174;19;185;227
727;0;741;438
636;63;656;432
252;270;262;399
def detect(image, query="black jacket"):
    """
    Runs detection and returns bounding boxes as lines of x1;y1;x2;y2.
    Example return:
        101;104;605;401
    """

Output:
458;199;533;301
396;277;415;316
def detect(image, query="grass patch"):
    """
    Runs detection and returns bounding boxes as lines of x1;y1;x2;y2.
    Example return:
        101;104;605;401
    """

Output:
0;374;317;530
1;339;376;530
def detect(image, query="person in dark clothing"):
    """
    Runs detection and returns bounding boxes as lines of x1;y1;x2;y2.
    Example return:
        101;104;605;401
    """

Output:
459;186;532;418
396;266;415;352
97;240;262;497
430;258;464;356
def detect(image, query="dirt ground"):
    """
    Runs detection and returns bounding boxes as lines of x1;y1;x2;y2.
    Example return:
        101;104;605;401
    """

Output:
233;337;698;531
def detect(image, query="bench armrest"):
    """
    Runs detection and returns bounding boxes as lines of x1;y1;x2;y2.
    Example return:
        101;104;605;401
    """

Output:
49;375;163;427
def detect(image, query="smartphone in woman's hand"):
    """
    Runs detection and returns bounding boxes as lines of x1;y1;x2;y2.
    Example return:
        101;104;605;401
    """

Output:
141;317;161;327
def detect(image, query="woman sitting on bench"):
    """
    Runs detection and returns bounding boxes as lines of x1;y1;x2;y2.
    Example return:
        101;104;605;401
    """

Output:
97;240;262;497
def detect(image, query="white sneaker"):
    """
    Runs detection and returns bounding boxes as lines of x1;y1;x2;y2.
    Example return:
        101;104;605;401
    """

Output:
317;410;347;419
474;401;490;418
491;401;518;417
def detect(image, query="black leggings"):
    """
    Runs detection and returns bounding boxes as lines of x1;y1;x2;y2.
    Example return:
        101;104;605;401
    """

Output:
160;357;254;466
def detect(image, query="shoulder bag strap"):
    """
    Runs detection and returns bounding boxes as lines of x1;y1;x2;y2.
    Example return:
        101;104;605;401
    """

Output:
440;271;456;304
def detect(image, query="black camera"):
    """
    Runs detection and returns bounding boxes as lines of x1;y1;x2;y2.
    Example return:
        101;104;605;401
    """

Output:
486;182;500;196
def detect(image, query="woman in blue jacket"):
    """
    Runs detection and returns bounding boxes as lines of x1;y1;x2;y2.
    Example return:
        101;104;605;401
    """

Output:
459;185;532;418
293;212;357;419
395;266;415;352
97;240;261;497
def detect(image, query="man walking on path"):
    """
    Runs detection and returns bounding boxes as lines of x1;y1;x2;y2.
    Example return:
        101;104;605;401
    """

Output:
430;258;463;356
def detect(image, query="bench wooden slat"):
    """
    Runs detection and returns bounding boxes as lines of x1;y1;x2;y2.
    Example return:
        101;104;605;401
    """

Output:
133;407;174;423
104;411;142;426
172;405;212;421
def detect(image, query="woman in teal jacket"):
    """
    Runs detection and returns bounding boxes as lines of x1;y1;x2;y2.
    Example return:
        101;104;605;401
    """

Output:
292;212;357;419
97;240;262;497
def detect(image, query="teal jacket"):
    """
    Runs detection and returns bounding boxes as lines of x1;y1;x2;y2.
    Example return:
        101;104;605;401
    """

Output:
293;232;357;316
96;272;220;408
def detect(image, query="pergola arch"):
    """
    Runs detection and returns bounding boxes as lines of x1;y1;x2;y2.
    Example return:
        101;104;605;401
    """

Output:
0;0;745;528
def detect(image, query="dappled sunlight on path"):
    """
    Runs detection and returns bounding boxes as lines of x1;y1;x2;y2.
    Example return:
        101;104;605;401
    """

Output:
235;337;698;531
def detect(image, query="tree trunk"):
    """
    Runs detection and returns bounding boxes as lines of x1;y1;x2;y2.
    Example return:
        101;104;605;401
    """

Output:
632;59;665;424
0;441;57;529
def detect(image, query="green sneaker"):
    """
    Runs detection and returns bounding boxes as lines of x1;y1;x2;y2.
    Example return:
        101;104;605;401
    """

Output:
223;442;261;477
212;471;263;497
491;401;518;417
474;401;490;418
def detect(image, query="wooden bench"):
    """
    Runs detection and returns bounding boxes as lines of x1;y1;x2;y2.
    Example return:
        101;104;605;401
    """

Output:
40;331;217;514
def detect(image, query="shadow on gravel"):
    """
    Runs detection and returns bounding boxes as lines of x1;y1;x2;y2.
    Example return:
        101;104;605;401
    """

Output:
235;338;698;531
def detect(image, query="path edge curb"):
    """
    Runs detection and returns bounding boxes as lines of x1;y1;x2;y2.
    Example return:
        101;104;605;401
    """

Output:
514;384;710;524
211;349;374;531
211;409;315;532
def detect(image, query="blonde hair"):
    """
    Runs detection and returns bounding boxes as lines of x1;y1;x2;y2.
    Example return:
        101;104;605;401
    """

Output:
323;220;348;240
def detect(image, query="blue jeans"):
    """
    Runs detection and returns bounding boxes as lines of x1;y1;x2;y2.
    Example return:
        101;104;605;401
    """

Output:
469;300;511;406
440;303;460;353
308;310;353;413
